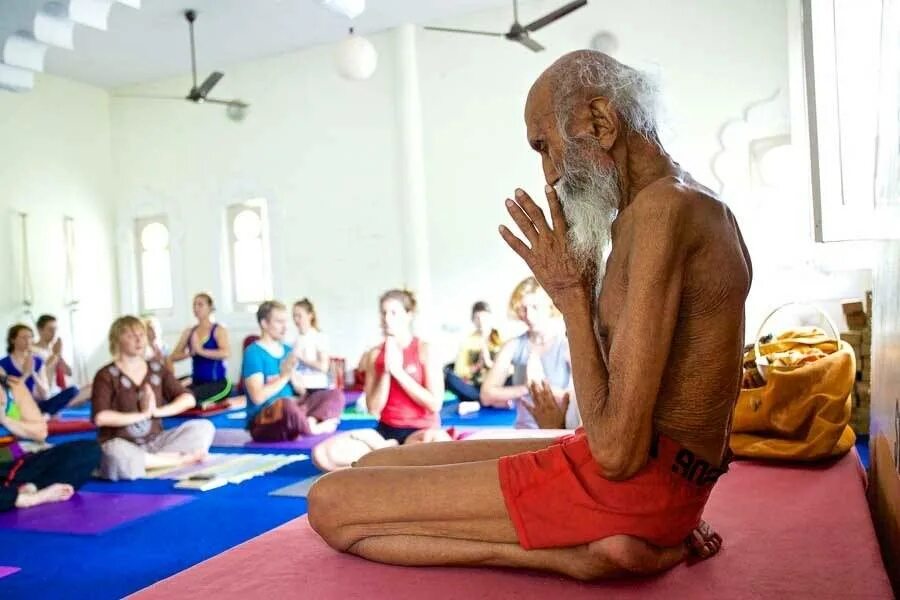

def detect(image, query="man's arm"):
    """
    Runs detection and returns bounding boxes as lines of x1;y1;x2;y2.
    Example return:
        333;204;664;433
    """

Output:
567;196;687;480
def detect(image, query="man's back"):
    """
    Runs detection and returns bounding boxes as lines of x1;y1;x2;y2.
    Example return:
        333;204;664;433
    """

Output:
598;175;752;466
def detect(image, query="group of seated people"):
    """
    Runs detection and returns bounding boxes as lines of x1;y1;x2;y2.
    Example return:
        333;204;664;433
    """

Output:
1;278;578;509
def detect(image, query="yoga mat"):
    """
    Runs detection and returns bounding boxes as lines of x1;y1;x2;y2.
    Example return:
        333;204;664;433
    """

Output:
174;454;307;491
145;453;235;479
133;450;893;600
0;492;194;535
181;402;234;418
269;475;322;498
343;390;362;407
0;566;21;579
226;411;247;420
212;428;335;450
47;419;96;434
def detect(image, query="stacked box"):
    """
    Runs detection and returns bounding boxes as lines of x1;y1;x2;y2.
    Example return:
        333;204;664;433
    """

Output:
842;295;872;435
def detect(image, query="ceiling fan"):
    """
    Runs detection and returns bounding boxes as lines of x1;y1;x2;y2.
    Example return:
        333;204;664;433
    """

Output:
424;0;587;52
117;9;249;116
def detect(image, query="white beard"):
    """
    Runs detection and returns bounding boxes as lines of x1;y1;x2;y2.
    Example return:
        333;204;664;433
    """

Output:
555;142;621;294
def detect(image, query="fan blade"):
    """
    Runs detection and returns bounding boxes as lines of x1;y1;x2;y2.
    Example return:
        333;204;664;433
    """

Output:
197;71;224;98
423;26;505;37
524;0;587;32
516;35;545;52
112;94;187;101
204;98;249;108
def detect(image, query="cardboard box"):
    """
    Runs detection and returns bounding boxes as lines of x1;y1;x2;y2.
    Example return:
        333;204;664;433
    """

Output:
846;313;869;329
851;404;870;435
842;300;865;316
865;290;872;315
841;330;863;348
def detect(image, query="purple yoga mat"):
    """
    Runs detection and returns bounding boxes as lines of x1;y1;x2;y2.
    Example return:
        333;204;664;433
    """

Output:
212;427;334;450
0;566;21;579
0;492;194;535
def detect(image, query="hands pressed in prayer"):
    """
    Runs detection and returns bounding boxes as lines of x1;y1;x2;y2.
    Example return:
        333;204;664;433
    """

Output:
499;186;590;313
52;337;63;357
383;337;403;377
140;383;157;418
280;353;299;378
524;380;570;430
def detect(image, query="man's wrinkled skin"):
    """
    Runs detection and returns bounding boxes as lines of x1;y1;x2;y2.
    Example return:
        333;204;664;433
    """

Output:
307;51;750;580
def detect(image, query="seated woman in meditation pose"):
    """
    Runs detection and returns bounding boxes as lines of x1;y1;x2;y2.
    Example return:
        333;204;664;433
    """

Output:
443;301;503;406
291;298;345;410
480;277;579;430
0;370;99;511
243;301;343;442
308;50;750;579
311;289;446;471
1;323;81;416
32;314;92;408
92;316;214;481
169;293;233;406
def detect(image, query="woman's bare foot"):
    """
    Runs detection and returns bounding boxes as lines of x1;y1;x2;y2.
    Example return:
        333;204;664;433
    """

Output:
15;483;75;509
180;449;208;466
17;483;38;495
307;417;340;435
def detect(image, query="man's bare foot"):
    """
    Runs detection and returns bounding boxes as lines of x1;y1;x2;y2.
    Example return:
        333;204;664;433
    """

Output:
685;520;722;562
15;483;75;508
17;483;38;495
573;521;721;580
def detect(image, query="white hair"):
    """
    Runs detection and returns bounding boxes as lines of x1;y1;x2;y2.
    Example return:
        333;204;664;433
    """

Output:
551;51;660;142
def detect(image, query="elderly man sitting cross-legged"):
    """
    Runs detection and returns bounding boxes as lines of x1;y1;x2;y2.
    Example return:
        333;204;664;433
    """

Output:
308;50;752;581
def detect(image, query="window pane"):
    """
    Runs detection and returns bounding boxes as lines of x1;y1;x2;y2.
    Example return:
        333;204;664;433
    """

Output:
140;222;170;251
233;239;264;303
233;209;262;240
141;249;173;310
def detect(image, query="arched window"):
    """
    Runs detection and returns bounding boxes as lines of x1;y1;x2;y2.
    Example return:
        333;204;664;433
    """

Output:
134;216;173;312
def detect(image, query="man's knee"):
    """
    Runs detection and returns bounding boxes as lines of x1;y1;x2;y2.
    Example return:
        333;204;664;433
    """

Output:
307;472;356;551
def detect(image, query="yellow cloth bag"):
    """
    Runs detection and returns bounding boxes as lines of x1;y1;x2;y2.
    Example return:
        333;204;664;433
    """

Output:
730;330;857;461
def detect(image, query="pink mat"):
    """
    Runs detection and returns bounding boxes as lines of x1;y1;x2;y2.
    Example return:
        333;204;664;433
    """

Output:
212;427;334;450
133;450;891;599
0;566;21;579
0;492;194;535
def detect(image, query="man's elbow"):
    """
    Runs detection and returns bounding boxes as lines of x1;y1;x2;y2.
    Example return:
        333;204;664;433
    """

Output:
587;440;644;481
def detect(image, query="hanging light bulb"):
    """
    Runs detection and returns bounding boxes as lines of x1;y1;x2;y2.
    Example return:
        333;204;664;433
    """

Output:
335;28;377;81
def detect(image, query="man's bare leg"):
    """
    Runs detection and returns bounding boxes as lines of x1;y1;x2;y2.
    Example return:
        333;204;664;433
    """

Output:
354;437;557;468
308;457;719;580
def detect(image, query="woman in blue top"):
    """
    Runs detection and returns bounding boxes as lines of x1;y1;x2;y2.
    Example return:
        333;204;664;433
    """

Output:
0;368;100;511
0;324;80;416
170;293;233;407
242;301;343;442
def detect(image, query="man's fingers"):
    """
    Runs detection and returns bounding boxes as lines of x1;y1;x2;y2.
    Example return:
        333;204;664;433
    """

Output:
514;189;551;235
561;392;570;412
499;225;534;267
545;184;568;237
505;198;539;245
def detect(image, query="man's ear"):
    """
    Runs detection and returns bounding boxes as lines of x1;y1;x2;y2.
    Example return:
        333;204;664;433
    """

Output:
589;97;619;151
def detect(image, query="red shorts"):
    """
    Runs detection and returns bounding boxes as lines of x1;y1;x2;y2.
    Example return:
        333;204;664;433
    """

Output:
498;429;726;550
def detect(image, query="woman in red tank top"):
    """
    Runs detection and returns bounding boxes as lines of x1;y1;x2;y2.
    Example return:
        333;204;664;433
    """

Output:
311;290;447;471
365;290;443;442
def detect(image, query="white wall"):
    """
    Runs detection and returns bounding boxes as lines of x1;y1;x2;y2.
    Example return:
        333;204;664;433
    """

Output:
112;0;866;373
0;74;118;380
419;0;801;348
110;33;406;376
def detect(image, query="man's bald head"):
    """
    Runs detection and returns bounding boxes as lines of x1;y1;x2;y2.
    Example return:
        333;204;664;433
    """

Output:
528;50;659;144
525;51;659;288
